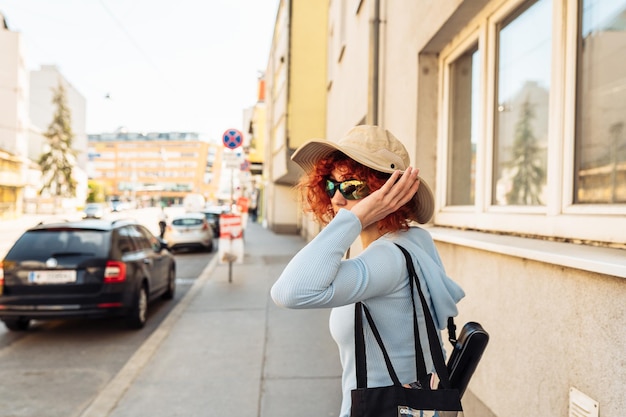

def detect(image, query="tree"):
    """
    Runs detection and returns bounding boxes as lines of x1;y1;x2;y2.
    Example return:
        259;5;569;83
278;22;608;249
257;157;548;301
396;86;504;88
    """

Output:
38;81;77;198
505;98;546;205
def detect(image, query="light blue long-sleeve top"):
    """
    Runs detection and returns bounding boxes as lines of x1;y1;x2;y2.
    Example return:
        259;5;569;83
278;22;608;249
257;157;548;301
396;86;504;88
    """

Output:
271;209;465;417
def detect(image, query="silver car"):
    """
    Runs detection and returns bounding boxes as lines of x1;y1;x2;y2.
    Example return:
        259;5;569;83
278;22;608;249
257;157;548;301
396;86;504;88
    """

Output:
163;213;214;253
82;203;108;219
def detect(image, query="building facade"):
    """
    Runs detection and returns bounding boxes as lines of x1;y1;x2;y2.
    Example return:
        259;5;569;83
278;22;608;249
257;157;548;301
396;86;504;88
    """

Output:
87;131;221;206
264;0;328;234
0;13;28;217
263;0;626;416
29;65;88;170
1;16;88;216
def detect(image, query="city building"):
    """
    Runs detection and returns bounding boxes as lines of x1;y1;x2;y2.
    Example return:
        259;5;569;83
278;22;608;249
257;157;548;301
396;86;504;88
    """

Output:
29;65;88;170
264;0;328;234
241;75;267;222
1;15;88;216
26;65;88;212
0;12;28;218
87;131;222;206
262;1;626;416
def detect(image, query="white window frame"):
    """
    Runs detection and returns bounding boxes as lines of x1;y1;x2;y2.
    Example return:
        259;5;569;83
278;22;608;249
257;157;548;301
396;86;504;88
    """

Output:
435;0;626;245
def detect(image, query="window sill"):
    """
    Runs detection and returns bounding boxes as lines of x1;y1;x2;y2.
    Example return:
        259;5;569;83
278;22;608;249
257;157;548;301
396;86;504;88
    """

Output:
428;227;626;279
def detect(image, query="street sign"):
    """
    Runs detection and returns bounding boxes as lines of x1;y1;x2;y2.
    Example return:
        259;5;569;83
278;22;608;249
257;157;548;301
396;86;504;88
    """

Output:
223;150;243;170
218;213;244;284
222;129;244;149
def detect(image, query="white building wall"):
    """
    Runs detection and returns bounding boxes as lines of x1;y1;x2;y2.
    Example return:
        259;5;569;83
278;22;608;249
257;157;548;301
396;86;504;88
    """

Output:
29;65;87;170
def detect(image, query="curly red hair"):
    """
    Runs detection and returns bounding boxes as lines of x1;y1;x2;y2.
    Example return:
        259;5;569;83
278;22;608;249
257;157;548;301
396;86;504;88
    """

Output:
296;151;419;233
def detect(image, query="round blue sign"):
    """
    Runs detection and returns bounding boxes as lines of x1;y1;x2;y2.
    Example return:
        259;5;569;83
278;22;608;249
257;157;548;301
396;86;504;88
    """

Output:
222;129;243;149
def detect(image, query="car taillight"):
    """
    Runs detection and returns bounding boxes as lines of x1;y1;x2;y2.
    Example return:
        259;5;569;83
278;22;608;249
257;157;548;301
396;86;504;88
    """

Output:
104;260;127;283
202;223;209;231
0;261;4;295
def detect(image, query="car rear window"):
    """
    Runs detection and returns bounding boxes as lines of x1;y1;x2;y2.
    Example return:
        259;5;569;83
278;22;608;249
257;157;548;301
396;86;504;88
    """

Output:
6;229;110;260
172;218;203;227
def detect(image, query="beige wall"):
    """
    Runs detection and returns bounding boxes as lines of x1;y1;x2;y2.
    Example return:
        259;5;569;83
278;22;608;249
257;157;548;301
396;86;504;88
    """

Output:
268;183;299;234
437;240;626;416
325;0;370;138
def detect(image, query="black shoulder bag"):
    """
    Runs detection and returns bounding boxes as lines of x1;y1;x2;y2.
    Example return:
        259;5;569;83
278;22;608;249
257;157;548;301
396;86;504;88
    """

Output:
441;318;489;398
350;244;463;417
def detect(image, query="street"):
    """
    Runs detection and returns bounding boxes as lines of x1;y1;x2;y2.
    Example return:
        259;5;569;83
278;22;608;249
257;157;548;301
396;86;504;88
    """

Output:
0;207;215;417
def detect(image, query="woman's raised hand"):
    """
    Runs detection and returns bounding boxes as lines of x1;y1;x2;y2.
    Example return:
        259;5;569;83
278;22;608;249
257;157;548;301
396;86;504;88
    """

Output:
351;167;421;229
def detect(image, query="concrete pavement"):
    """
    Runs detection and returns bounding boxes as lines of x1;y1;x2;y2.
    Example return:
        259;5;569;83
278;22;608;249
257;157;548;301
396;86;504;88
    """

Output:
79;220;343;417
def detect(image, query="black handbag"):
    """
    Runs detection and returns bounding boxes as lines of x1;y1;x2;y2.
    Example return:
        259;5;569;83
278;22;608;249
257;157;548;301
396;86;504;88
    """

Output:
350;244;463;417
441;319;489;398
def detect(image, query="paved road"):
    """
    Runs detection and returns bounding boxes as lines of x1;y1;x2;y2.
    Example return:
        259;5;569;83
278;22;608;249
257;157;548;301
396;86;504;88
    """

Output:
0;207;214;417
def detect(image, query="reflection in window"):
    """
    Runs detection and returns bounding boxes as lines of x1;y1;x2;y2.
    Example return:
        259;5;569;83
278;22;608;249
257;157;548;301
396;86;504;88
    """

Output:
493;0;551;206
575;0;626;203
447;46;480;206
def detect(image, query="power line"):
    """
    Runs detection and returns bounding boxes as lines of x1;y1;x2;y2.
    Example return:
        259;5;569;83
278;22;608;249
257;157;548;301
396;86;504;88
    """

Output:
97;0;173;89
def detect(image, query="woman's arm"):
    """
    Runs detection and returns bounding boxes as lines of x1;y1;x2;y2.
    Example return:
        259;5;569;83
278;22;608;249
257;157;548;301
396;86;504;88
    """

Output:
270;210;405;309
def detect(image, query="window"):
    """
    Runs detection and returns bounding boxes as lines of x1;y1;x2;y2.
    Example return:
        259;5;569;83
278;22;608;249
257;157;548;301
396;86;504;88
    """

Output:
493;0;551;206
574;0;626;203
446;45;480;206
128;225;151;251
437;0;626;245
135;225;161;251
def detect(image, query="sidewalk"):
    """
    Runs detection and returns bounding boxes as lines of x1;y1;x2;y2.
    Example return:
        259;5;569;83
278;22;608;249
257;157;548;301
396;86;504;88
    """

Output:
80;221;343;417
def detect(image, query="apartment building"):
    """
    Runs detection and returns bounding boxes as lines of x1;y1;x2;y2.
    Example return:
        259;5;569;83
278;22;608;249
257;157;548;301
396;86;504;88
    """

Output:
263;1;626;416
87;131;222;206
1;16;88;216
264;0;328;234
0;13;28;217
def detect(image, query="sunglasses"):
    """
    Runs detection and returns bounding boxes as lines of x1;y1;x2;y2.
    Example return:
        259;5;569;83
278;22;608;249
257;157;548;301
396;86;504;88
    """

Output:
325;179;370;200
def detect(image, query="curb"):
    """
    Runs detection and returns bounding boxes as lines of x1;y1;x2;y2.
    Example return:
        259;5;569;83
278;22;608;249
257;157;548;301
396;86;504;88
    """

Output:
78;255;220;417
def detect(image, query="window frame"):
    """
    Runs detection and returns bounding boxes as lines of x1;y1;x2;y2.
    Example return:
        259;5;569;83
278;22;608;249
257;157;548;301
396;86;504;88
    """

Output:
435;0;626;245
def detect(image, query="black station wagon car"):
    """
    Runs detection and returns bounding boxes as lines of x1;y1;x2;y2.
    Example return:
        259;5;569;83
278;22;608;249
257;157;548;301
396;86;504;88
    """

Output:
0;218;176;331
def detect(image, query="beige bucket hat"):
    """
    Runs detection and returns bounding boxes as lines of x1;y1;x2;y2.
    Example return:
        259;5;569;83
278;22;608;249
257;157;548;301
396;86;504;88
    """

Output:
291;125;435;224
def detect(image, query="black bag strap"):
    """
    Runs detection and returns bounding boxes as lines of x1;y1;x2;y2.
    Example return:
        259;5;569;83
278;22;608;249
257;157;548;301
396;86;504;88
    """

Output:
354;302;368;387
353;244;452;389
355;302;402;387
396;244;453;389
447;316;457;345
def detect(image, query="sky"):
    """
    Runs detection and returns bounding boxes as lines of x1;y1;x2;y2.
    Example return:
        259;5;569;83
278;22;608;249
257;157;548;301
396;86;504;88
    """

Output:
0;0;279;141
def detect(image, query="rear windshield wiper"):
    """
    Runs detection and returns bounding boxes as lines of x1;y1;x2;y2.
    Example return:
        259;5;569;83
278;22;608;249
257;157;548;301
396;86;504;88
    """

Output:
50;252;96;257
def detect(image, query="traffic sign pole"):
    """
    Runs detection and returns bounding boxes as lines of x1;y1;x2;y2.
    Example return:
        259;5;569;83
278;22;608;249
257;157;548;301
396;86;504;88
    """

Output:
221;128;245;283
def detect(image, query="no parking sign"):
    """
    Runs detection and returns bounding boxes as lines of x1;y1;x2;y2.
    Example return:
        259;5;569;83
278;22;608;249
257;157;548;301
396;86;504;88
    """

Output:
222;129;243;149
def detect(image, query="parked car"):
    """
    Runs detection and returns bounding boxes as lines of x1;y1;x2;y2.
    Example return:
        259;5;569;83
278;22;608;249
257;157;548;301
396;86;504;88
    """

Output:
201;206;228;238
163;212;214;252
82;203;108;219
0;218;176;331
110;200;129;212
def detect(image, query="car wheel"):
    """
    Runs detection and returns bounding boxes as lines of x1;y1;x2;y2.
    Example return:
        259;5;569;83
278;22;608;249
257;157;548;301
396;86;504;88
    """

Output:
162;268;176;300
3;317;31;331
126;283;148;329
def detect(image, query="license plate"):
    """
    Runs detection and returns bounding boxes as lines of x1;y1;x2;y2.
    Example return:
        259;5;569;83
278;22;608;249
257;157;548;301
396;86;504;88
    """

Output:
29;270;77;284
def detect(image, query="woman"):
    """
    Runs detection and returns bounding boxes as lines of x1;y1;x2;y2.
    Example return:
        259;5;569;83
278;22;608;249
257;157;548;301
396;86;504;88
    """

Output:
270;125;465;417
